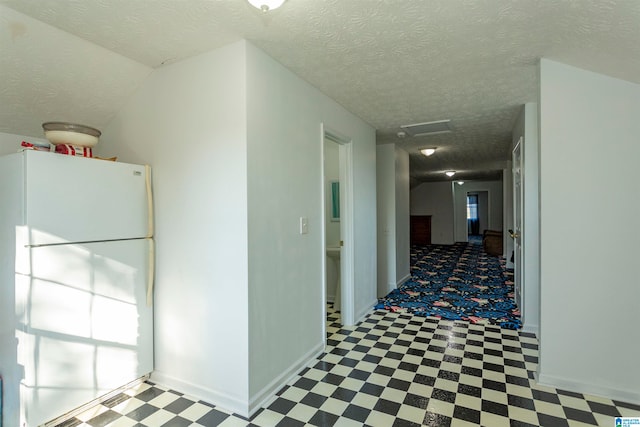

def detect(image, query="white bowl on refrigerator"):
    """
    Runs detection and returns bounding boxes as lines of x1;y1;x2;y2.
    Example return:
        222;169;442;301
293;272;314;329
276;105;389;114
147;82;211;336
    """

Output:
42;122;101;147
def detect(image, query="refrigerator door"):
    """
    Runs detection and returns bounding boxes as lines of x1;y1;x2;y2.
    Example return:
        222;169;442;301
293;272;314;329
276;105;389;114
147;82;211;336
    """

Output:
17;238;153;426
23;151;152;246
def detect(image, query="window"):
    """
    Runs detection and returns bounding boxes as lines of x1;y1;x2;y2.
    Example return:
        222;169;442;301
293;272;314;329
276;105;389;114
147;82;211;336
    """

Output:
467;194;478;220
467;194;479;235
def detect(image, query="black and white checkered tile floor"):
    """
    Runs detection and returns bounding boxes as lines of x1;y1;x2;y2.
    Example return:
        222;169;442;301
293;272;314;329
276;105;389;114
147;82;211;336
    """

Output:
56;305;639;426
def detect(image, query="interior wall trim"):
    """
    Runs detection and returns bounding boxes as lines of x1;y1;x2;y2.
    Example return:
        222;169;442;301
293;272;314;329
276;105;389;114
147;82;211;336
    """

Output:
248;341;325;417
536;372;639;406
150;370;248;417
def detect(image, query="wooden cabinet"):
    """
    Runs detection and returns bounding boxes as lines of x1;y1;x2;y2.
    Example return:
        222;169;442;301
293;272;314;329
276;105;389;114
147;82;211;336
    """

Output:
410;215;431;245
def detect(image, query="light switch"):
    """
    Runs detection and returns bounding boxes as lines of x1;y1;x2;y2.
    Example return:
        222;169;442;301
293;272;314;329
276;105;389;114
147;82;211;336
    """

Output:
300;217;309;234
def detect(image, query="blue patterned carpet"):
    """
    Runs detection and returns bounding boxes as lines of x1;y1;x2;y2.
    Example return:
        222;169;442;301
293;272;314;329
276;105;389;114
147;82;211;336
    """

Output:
375;239;521;329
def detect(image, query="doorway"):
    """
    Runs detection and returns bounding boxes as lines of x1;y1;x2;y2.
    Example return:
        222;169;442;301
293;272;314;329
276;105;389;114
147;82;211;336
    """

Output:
321;124;354;330
466;191;488;240
512;138;523;314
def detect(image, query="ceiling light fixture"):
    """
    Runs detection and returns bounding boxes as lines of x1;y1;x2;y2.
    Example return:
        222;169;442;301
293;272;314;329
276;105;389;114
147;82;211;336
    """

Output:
457;181;465;185
420;148;436;157
248;0;286;12
445;171;456;177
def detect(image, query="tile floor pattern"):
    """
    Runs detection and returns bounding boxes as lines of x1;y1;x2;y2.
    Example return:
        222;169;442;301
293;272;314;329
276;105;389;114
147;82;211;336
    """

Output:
56;306;639;427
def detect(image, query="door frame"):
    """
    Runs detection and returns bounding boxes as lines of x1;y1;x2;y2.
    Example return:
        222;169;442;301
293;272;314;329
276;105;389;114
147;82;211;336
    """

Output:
321;124;355;328
512;137;523;313
465;191;488;237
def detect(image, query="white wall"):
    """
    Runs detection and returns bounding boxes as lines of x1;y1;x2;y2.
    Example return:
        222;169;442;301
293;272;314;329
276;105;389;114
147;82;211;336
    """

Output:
376;144;396;296
452;180;503;243
394;147;410;286
376;144;410;296
503;163;514;264
411;181;455;244
478;191;489;234
0;132;50;156
511;103;540;335
100;40;377;416
244;42;376;408
99;41;251;413
0;153;24;426
538;59;640;403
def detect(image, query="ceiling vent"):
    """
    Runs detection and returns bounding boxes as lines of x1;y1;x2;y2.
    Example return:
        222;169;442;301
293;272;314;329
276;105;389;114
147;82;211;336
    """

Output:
400;119;452;137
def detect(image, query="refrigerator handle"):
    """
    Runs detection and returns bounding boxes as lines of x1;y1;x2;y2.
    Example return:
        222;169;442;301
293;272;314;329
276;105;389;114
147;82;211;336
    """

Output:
145;164;154;238
147;238;155;307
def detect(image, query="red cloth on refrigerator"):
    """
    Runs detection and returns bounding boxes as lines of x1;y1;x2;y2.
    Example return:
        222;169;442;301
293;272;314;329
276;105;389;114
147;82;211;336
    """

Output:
54;144;93;157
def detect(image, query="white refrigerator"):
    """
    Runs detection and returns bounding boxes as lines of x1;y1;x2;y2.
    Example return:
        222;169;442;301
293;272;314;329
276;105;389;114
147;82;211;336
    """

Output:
0;150;154;426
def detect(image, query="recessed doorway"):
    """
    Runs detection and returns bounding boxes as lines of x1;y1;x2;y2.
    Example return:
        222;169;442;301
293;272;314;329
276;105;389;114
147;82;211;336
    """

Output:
321;124;355;333
466;191;488;240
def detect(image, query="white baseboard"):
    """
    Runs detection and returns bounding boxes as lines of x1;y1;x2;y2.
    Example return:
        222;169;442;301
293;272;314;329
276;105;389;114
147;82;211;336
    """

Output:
248;341;325;416
152;341;326;419
536;371;640;405
396;273;411;287
151;370;249;417
355;299;379;324
521;323;538;337
386;282;395;292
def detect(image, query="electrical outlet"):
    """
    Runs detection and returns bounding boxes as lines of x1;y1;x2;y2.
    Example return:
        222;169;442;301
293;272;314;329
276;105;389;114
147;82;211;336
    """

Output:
300;217;309;234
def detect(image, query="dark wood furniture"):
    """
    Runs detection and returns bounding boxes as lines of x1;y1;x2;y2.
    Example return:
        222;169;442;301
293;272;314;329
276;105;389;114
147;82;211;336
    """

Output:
482;229;503;255
410;215;431;245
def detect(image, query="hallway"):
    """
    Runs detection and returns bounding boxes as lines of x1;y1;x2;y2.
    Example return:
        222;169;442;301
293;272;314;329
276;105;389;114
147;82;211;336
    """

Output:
376;239;521;329
54;305;638;426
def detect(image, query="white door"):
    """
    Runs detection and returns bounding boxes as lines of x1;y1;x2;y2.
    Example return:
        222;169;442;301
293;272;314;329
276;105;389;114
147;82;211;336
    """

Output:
18;238;153;425
24;150;151;245
337;139;355;326
323;126;355;326
512;138;523;312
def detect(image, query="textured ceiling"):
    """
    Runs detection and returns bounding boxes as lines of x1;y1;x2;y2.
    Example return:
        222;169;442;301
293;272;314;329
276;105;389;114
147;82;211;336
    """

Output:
1;0;639;184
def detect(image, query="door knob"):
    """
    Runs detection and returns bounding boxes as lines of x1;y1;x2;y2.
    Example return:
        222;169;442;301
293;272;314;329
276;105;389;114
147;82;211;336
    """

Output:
508;229;519;239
